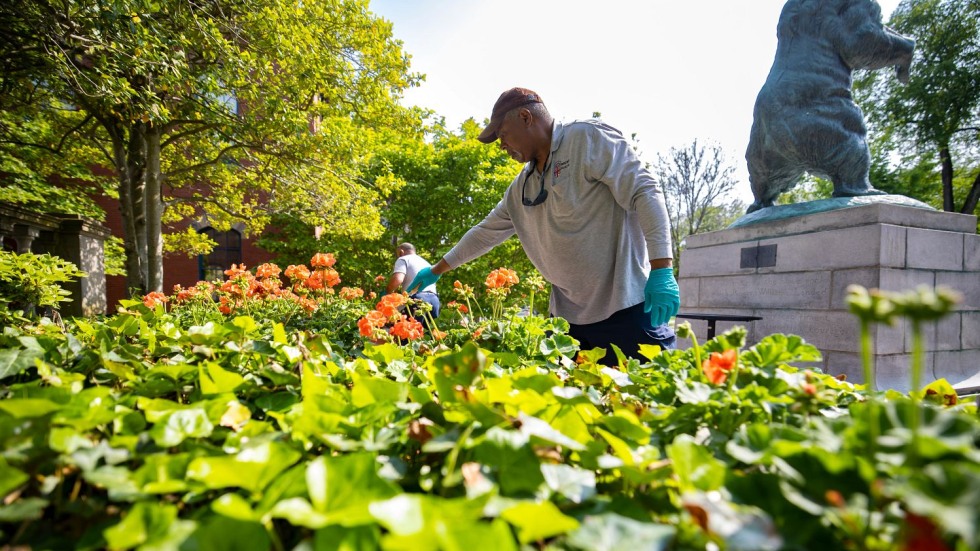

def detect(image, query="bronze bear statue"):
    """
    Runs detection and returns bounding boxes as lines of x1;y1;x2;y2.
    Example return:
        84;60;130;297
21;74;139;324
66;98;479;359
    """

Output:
745;0;914;213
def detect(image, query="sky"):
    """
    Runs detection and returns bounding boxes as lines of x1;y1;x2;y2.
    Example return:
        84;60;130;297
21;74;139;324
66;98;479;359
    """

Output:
368;0;904;204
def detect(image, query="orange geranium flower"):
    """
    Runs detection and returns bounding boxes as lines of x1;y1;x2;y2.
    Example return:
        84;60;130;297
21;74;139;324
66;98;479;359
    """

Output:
255;263;282;279
321;268;341;288
224;263;248;278
284;264;311;282
142;291;168;309
702;349;738;385
172;285;197;303
310;252;336;268
485;268;519;289
376;293;408;319
339;287;364;300
304;271;325;290
358;310;388;337
431;329;447;340
390;316;424;341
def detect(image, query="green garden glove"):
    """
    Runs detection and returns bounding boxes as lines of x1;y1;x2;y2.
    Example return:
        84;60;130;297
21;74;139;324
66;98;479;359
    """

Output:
643;267;680;327
406;267;440;294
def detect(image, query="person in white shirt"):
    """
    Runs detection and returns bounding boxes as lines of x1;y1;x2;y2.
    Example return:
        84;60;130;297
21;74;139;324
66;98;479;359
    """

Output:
387;242;440;321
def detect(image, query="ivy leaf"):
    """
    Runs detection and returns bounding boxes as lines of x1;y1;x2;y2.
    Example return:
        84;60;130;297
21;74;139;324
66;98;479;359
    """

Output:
350;372;409;408
0;497;47;522
541;463;596;504
0;398;62;418
306;453;400;524
103;501;196;550
0;347;42;380
149;407;214;447
566;513;675;551
0;457;29;496
185;515;270;551
500;501;580;544
199;362;245;395
187;441;301;493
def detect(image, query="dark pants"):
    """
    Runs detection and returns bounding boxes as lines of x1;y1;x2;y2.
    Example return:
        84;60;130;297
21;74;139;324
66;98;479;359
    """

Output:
408;291;440;326
567;303;676;365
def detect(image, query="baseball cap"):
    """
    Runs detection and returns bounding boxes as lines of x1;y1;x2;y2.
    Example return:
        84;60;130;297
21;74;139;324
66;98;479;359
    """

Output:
477;87;543;144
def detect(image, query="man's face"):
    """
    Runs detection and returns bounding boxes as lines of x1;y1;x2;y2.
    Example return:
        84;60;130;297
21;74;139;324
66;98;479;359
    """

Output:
495;109;531;163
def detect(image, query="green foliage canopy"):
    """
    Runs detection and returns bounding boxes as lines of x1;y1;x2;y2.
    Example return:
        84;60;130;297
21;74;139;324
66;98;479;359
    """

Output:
0;0;424;294
855;0;980;215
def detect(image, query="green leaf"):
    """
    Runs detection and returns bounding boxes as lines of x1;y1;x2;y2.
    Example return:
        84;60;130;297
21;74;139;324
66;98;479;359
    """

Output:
103;501;196;550
186;515;270;551
313;525;382;551
0;457;29;497
518;413;586;451
500;501;580;544
0;398;62;418
541;464;596;503
351;372;409;408
306;453;400;525
149;407;214;447
0;347;42;380
0;497;47;522
211;493;258;522
667;435;727;492
187;440;302;493
566;513;675;551
199;362;245;395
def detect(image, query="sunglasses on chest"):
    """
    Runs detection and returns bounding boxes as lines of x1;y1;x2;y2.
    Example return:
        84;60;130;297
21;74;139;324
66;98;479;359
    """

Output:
521;158;550;207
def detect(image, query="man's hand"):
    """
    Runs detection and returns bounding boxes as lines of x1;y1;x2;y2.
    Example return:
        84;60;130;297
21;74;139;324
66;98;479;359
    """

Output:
643;267;680;327
406;267;440;294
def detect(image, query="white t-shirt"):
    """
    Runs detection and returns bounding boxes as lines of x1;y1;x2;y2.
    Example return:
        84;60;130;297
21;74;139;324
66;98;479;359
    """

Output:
393;253;437;294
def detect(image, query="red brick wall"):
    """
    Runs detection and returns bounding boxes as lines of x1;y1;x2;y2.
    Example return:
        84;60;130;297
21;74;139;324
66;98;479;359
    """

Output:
94;194;276;312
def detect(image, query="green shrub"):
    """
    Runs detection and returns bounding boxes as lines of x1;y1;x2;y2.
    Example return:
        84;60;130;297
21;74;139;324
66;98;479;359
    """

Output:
0;250;85;325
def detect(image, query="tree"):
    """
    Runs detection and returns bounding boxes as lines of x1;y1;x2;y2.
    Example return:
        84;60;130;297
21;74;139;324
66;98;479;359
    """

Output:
651;140;742;264
0;0;422;295
855;0;980;215
259;118;536;298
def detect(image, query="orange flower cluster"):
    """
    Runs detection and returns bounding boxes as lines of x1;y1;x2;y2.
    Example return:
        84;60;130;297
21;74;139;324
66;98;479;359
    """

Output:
255;263;281;279
160;253;346;317
357;292;425;342
142;291;168;309
280;254;342;296
485;268;519;289
310;253;336;268
172;281;215;304
390;317;424;340
702;349;738;385
339;287;365;300
446;301;468;314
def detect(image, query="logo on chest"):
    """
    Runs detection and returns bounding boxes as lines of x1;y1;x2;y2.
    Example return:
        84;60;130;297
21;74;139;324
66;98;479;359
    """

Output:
553;159;571;179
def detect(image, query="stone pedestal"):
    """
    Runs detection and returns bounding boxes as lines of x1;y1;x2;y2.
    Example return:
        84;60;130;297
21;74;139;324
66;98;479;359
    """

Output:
678;203;979;392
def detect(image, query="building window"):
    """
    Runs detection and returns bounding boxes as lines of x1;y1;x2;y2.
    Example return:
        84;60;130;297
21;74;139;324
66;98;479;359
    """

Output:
198;227;241;281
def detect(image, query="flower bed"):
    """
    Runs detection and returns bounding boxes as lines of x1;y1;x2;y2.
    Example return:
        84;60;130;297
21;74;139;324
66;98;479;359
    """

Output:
0;254;977;550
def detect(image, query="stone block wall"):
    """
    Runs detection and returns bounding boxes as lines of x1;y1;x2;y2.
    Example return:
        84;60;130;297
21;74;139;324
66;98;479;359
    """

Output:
678;203;979;392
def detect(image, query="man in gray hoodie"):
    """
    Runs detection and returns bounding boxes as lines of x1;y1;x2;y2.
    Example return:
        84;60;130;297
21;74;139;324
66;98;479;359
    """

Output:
409;87;678;364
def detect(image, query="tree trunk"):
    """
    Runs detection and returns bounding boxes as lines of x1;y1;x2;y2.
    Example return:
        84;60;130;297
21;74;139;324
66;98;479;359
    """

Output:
960;170;980;215
940;146;954;212
128;122;149;293
110;122;147;297
145;125;164;292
